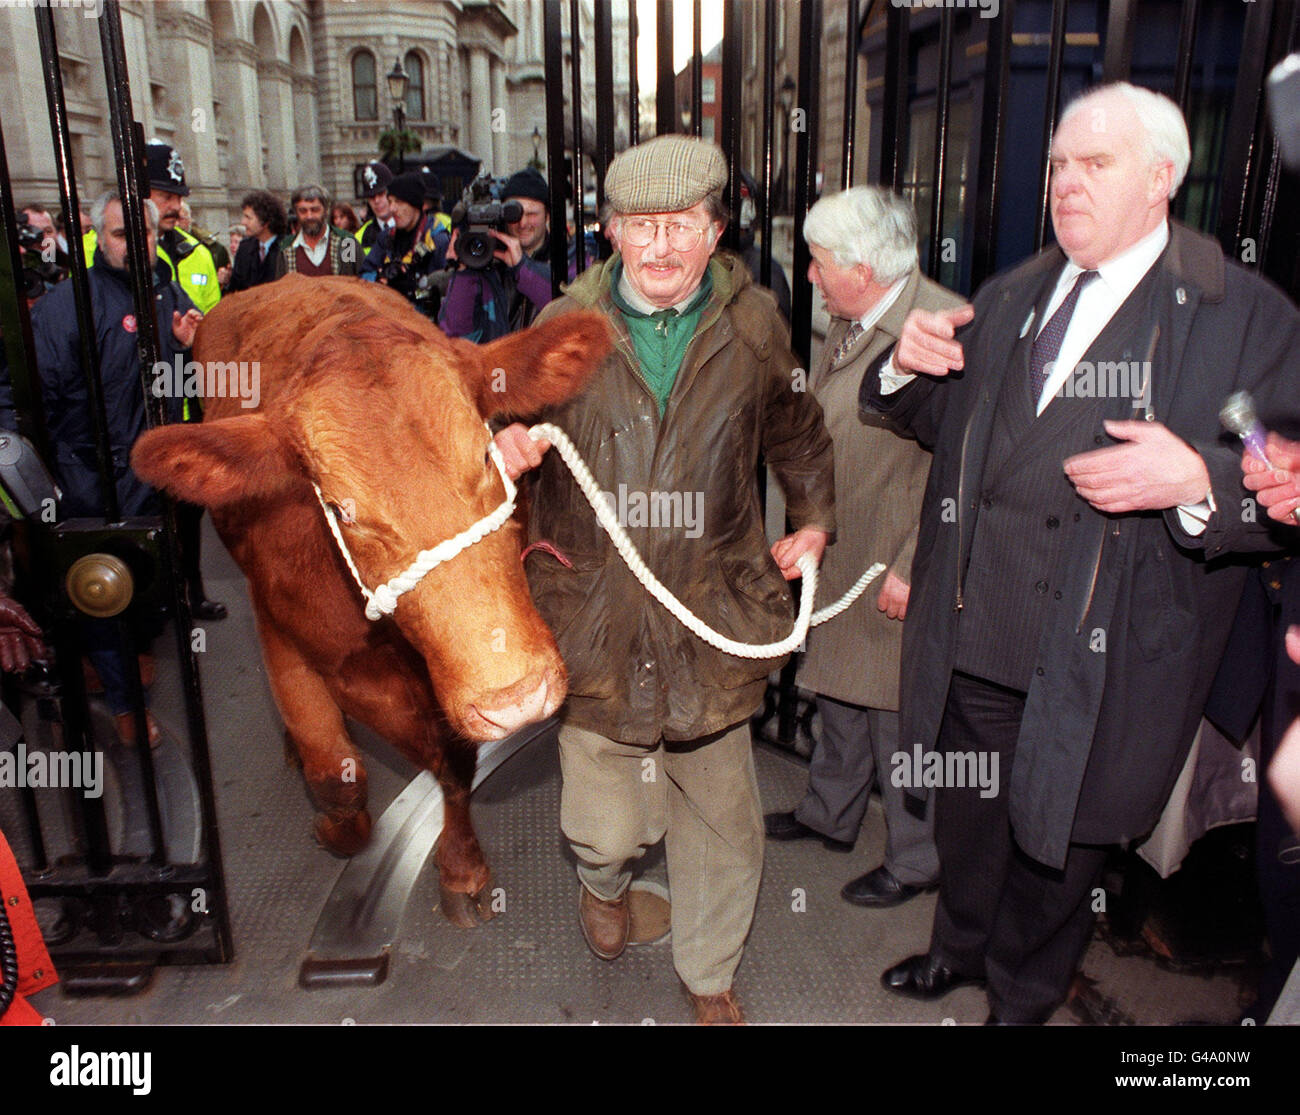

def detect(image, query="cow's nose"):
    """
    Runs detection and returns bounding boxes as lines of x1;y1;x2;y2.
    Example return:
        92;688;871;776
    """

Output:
471;673;556;736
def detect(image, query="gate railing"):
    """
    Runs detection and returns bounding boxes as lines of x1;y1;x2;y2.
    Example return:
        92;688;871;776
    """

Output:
0;0;231;994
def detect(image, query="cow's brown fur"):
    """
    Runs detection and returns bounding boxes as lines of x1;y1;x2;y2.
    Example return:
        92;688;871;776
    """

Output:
132;275;611;923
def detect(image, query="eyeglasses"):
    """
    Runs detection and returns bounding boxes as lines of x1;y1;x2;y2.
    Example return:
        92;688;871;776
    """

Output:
618;217;710;251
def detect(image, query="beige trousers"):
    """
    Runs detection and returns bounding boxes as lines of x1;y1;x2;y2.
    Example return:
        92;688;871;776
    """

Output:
557;719;764;996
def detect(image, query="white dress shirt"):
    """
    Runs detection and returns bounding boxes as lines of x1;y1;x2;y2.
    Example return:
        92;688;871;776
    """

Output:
879;220;1211;532
291;227;331;268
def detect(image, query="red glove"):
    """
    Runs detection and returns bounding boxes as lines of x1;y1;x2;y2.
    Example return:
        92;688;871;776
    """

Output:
0;596;46;673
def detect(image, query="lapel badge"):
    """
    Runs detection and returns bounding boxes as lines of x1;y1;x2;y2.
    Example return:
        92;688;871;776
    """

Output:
1175;287;1187;305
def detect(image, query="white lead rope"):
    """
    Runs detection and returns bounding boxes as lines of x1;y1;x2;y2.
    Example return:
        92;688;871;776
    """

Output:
315;421;885;657
528;422;887;660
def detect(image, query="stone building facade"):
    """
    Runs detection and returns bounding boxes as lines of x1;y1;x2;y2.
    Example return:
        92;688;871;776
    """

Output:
3;0;630;235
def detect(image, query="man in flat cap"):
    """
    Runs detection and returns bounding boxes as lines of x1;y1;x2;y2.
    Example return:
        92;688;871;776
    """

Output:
495;136;835;1023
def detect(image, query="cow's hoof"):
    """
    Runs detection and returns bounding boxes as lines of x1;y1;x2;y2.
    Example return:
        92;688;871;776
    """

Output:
438;881;497;928
314;808;372;856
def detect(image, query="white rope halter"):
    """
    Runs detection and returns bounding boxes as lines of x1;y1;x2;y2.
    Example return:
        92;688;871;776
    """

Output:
527;422;886;660
313;419;885;657
313;424;518;621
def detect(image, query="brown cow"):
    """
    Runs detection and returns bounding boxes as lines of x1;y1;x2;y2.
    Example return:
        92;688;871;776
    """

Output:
132;275;610;926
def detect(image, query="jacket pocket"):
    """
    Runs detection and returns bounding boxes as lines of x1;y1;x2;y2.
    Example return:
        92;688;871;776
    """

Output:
1130;540;1190;662
526;555;617;699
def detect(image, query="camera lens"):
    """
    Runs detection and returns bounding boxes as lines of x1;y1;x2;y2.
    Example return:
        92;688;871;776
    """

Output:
461;230;494;270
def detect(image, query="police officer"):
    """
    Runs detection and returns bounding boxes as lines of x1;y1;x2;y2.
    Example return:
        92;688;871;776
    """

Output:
145;142;222;315
356;161;395;254
143;142;225;619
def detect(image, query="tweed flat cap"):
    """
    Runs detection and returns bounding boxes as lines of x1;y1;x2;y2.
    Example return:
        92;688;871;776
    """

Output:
604;136;728;214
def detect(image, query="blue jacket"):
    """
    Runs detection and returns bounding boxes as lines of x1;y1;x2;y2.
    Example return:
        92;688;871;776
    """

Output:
29;250;191;518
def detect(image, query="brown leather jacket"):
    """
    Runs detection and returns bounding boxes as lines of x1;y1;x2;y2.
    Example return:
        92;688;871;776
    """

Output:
523;250;835;745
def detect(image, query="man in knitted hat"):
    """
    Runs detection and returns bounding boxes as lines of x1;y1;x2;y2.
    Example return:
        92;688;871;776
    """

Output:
439;166;559;343
494;135;836;1023
360;171;449;319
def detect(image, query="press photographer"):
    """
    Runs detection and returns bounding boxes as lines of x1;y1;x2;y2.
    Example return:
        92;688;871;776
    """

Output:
438;168;558;342
360;171;450;319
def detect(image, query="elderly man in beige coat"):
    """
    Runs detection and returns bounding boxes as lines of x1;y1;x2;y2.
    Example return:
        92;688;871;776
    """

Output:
765;187;962;907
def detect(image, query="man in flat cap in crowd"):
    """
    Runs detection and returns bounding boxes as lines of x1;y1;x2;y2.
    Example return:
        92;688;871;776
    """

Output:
494;136;836;1023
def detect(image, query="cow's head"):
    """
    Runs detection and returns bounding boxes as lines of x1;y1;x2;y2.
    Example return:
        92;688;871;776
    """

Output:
132;276;612;741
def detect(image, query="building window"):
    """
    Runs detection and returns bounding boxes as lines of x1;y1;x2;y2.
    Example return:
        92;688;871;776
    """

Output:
353;51;377;121
404;51;425;121
702;77;716;104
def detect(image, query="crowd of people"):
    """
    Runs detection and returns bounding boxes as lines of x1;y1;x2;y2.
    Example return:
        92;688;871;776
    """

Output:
3;80;1299;1026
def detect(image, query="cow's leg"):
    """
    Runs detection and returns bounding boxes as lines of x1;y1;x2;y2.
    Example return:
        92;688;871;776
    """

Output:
334;661;495;928
258;623;371;855
432;740;496;928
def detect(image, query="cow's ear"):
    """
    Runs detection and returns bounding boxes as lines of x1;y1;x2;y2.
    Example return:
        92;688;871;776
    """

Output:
131;414;301;508
473;310;613;418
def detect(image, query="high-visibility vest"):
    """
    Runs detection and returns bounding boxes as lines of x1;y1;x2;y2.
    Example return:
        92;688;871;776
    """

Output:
156;228;221;314
83;227;221;314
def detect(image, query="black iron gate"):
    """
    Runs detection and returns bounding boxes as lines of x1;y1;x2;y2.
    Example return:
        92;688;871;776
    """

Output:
0;0;231;995
535;0;1299;755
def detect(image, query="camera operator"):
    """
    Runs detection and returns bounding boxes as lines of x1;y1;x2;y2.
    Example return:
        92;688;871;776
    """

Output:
360;171;449;320
16;208;67;292
438;168;559;342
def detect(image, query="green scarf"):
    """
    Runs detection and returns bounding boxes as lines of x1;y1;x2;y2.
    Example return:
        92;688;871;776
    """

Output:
609;261;713;415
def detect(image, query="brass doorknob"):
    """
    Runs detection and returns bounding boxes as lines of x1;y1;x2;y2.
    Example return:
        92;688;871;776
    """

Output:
66;553;134;618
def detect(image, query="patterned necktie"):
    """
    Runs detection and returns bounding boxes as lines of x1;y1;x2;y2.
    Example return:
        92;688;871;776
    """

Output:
1029;269;1099;402
830;321;864;365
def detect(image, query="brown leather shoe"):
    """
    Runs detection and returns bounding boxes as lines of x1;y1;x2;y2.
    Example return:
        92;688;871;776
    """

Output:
578;886;629;960
688;988;744;1025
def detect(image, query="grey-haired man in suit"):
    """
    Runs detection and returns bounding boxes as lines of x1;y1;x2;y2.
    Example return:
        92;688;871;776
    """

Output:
765;187;961;909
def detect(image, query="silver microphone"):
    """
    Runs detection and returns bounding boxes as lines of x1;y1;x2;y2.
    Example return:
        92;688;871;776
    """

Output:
1221;391;1300;525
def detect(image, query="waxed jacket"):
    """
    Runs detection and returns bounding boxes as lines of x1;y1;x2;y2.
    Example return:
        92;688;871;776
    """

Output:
523;250;836;745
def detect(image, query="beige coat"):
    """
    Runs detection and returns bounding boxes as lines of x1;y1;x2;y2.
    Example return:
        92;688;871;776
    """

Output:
798;268;964;710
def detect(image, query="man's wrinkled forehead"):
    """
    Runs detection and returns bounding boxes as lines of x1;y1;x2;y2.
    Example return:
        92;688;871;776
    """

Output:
1051;92;1143;159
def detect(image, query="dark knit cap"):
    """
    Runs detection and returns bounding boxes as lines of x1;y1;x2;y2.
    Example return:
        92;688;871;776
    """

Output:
502;167;549;207
388;172;426;208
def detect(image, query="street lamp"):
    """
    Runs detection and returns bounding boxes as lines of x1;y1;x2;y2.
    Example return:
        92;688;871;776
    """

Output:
779;74;796;214
387;57;410;172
